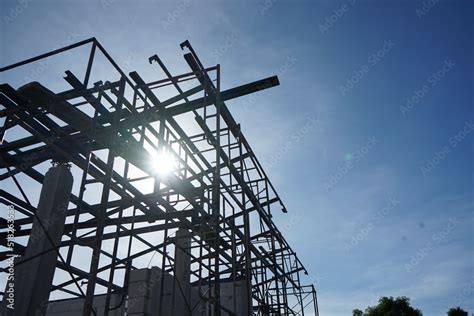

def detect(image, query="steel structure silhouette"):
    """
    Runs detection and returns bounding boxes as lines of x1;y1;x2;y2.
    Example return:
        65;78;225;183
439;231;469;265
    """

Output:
0;38;319;315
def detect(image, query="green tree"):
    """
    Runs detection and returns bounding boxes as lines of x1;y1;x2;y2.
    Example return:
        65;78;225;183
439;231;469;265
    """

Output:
447;307;468;316
364;296;422;316
353;309;364;316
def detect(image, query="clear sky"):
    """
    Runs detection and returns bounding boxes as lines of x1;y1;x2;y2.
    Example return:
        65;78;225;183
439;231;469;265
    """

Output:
1;0;473;315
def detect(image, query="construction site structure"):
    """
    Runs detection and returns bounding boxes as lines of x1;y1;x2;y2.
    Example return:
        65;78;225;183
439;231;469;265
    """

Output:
0;38;319;315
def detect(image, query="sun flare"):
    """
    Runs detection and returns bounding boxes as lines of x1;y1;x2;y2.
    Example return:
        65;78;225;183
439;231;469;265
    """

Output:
151;149;176;176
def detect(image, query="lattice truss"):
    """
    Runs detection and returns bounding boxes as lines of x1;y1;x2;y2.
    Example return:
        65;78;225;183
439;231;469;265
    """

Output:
0;38;319;315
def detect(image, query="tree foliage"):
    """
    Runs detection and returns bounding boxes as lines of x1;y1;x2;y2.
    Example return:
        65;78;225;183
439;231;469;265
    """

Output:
447;307;468;316
353;309;364;316
364;296;422;316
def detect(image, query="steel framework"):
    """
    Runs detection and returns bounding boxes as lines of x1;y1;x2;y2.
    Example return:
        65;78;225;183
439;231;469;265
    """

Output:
0;38;319;315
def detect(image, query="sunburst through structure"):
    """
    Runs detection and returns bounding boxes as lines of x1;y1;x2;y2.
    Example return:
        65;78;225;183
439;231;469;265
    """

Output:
0;38;319;316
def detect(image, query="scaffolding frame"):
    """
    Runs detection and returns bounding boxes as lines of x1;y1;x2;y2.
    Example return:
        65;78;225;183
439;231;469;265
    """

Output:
0;38;319;316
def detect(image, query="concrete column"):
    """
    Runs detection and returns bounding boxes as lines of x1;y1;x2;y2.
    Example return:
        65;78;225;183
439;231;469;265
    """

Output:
1;164;73;315
173;228;191;315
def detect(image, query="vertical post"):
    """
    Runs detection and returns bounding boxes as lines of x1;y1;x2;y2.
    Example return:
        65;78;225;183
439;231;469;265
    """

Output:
296;257;305;315
313;285;319;316
212;64;221;316
83;80;121;315
104;79;126;315
158;221;170;316
239;138;253;314
281;254;289;314
82;148;115;316
267;182;281;313
231;217;237;314
157;112;169;316
174;228;192;315
237;139;252;311
1;163;73;315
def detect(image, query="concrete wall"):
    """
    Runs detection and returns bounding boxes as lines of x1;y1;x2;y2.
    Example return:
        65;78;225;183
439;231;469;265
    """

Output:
193;279;249;316
128;266;203;315
42;267;249;316
45;294;124;316
128;267;248;316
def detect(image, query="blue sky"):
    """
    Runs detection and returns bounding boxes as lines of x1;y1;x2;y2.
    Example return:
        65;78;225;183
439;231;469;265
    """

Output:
1;0;473;315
